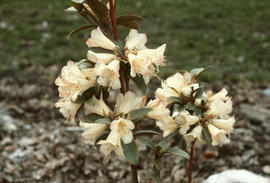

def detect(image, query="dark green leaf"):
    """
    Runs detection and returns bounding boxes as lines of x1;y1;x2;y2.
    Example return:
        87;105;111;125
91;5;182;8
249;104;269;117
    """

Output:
121;139;139;165
72;87;96;104
137;137;154;149
71;1;84;12
86;0;108;20
86;95;96;106
134;130;159;137
95;118;111;125
118;20;139;29
85;113;103;123
67;24;96;39
203;125;212;144
130;108;152;121
116;14;144;24
168;96;181;103
131;76;147;94
165;147;190;159
185;102;202;115
95;131;109;143
157;140;171;152
149;170;160;183
190;66;211;80
116;14;144;29
194;87;205;98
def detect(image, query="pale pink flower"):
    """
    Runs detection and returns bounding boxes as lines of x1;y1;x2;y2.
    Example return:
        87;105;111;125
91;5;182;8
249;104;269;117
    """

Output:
84;96;112;117
55;99;81;123
137;44;166;65
211;116;235;133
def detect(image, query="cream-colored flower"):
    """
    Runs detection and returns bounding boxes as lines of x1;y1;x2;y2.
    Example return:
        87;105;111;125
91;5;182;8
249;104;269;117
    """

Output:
137;44;166;65
86;27;117;50
208;124;230;146
211;117;235;133
125;29;147;52
175;110;200;135
55;98;81;123
97;118;135;160
155;72;195;105
110;118;135;144
87;50;117;65
115;91;144;115
128;53;155;84
84;96;112;117
146;99;170;121
55;61;96;101
94;60;121;89
156;117;178;137
207;88;232;117
184;125;203;143
79;121;107;142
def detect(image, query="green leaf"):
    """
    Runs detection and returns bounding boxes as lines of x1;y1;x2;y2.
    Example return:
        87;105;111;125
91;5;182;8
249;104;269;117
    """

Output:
85;113;103;123
129;108;152;121
95;131;109;143
149;170;160;183
116;14;144;29
71;1;84;12
137;137;154;149
157;140;171;152
194;87;205;99
165;147;190;159
203;125;212;144
86;0;108;20
131;76;147;94
121;139;139;165
95;118;111;125
67;24;96;39
72;87;96;104
118;20;139;29
185;102;202;115
168;96;181;103
86;95;96;106
190;66;211;80
134;130;159;137
116;14;144;24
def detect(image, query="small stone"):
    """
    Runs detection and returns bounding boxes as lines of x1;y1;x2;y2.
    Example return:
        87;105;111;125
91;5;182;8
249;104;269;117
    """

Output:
263;165;270;174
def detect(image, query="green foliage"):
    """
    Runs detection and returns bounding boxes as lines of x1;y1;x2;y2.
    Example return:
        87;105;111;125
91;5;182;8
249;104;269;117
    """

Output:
85;113;103;123
164;147;190;159
137;137;155;149
133;130;159;137
95;118;111;125
116;14;144;30
131;76;147;94
121;139;139;165
129;108;152;121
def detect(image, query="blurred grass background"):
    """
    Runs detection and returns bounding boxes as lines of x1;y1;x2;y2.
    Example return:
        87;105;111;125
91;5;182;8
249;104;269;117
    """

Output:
0;0;270;82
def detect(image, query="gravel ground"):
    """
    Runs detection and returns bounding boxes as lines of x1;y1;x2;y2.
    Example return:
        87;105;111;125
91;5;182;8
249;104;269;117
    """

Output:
0;66;270;183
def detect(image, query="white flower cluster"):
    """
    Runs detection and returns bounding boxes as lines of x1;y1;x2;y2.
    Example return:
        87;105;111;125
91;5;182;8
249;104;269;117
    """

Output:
150;71;235;146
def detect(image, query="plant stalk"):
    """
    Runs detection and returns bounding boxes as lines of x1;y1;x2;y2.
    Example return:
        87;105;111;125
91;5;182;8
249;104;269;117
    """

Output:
109;0;119;41
131;164;139;183
188;139;196;183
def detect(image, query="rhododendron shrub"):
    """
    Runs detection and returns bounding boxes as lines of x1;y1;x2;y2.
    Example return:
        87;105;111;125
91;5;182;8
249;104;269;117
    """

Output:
55;1;235;182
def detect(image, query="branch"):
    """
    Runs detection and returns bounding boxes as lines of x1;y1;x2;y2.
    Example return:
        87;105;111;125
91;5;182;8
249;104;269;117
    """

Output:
188;139;196;183
109;0;119;41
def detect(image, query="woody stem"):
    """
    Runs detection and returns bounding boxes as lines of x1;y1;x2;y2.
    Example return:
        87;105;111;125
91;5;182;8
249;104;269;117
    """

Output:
188;139;196;183
109;0;119;41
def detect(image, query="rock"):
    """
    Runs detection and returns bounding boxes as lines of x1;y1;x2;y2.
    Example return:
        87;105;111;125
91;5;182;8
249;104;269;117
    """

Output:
8;148;31;163
0;114;17;133
240;104;270;123
204;169;270;183
263;165;270;174
264;88;270;98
